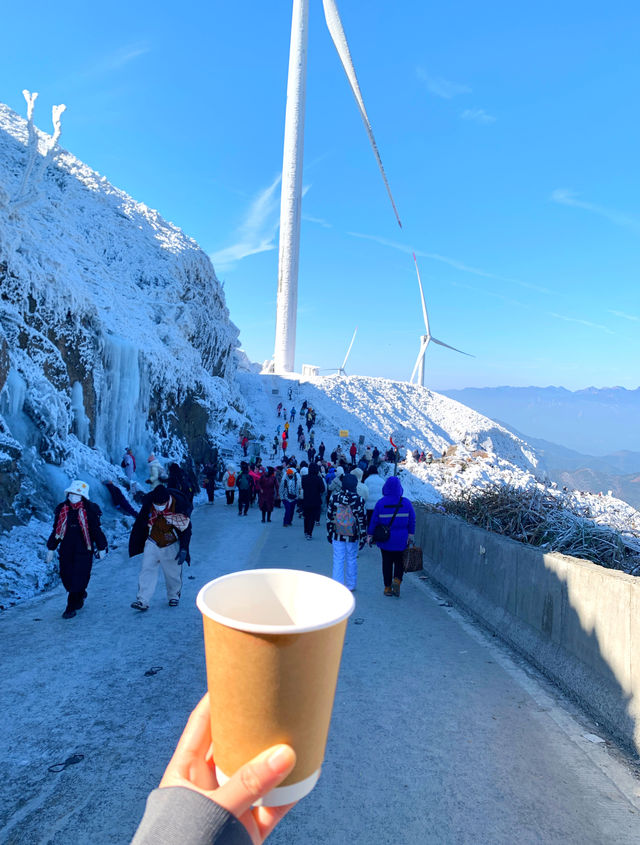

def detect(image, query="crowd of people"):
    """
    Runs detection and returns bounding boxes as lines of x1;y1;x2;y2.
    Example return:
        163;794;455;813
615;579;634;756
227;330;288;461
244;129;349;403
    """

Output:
43;390;419;844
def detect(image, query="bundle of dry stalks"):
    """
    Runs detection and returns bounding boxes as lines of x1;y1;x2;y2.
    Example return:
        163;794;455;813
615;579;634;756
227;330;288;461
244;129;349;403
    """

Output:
435;485;640;574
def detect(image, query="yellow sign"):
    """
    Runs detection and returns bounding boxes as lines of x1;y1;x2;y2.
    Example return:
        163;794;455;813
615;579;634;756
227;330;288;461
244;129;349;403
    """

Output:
339;430;349;438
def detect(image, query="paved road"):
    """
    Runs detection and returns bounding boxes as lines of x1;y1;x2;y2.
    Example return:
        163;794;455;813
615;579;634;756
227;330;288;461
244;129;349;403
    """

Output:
1;499;639;844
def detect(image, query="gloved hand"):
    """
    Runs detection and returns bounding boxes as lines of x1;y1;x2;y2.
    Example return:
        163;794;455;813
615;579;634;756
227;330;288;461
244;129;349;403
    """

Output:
46;549;55;564
408;534;415;546
175;548;188;566
98;549;107;560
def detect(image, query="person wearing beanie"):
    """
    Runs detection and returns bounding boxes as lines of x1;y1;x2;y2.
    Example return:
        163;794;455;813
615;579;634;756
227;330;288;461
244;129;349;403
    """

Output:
129;485;192;611
367;476;416;598
46;481;108;619
326;472;367;591
279;467;300;527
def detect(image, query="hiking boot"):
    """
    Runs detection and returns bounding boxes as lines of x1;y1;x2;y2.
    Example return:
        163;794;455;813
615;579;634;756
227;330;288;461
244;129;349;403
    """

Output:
168;599;179;607
130;600;149;612
383;586;393;597
62;608;76;619
392;578;401;597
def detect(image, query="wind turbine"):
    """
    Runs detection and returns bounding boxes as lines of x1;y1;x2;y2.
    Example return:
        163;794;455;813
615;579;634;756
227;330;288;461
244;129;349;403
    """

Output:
273;0;402;374
409;253;474;386
319;327;358;376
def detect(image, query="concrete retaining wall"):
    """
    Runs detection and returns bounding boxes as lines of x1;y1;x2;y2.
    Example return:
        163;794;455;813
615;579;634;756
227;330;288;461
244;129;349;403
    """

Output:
414;508;640;755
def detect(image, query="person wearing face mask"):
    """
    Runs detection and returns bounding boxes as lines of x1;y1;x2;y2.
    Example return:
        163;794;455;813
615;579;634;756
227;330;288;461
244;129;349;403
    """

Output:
129;485;192;611
46;480;108;619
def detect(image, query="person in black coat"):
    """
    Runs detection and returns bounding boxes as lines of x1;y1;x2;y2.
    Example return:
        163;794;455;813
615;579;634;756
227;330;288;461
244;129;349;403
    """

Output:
301;463;326;540
129;486;193;611
46;480;108;619
103;480;139;517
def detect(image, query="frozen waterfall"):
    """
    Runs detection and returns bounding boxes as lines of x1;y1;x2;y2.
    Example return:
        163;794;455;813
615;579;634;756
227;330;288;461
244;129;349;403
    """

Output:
93;335;150;461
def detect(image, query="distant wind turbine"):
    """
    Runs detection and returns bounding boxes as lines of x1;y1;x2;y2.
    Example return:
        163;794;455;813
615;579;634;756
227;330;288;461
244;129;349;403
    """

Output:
273;0;402;374
409;253;473;386
320;327;358;376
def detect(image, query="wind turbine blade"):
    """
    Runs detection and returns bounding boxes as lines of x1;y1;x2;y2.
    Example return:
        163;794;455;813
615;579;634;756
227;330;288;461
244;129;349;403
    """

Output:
410;338;428;383
322;0;402;228
412;252;430;335
341;326;358;372
431;337;475;357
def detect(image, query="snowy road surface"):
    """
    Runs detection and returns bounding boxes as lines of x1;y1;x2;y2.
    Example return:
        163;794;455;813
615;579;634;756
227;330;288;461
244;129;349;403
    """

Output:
1;499;640;844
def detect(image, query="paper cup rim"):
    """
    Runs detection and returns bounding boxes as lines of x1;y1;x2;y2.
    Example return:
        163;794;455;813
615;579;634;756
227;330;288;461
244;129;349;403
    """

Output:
196;568;355;634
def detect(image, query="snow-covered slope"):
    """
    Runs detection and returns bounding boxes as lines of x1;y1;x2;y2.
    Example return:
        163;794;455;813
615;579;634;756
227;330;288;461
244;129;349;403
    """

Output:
0;98;245;604
236;372;640;542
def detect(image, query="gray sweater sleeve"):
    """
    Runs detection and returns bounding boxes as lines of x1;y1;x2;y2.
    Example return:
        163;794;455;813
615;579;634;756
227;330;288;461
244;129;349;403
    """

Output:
130;787;252;845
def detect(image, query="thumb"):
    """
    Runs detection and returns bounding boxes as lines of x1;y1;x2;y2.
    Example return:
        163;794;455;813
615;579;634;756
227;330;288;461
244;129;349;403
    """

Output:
214;745;296;816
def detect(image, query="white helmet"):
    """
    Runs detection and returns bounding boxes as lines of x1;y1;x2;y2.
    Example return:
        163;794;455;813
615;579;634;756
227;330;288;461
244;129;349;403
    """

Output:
65;480;90;499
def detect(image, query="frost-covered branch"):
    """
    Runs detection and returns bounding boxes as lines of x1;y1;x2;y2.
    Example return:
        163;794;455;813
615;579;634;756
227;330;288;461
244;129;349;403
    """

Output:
10;90;66;213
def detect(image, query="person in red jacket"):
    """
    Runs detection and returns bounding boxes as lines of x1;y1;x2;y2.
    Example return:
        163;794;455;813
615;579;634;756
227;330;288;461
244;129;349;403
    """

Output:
241;435;249;457
256;467;278;522
349;442;357;465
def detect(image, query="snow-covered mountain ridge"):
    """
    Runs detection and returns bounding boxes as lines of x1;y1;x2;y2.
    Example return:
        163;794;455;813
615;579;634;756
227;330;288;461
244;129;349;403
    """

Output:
236;372;640;546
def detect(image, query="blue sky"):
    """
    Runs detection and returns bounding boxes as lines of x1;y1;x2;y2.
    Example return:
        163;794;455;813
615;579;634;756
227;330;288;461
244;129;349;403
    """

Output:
2;1;639;389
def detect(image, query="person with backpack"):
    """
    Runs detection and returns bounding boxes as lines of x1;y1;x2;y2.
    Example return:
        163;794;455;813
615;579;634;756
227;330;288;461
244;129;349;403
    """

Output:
367;476;416;598
129;485;192;611
122;446;138;493
222;466;236;505
236;462;252;516
279;467;300;527
318;441;326;460
289;406;296;423
276;402;282;418
326;473;366;591
168;463;195;505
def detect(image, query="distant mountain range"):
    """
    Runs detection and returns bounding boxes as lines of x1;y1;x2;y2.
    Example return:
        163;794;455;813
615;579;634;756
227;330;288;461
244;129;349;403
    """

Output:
501;430;640;509
442;386;640;455
441;386;640;509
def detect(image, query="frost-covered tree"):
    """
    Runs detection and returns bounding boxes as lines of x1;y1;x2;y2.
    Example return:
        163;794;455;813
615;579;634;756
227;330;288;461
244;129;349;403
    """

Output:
9;90;66;213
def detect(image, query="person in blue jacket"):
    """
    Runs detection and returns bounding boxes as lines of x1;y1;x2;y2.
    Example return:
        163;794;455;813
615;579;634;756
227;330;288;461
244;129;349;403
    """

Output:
367;475;416;598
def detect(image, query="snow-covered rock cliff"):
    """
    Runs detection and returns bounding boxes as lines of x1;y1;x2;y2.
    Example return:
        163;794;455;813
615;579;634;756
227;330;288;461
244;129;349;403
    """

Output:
0;98;244;603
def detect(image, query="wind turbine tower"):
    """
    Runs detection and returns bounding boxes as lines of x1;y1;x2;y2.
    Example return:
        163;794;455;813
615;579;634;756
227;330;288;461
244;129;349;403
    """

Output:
273;0;402;374
410;253;474;386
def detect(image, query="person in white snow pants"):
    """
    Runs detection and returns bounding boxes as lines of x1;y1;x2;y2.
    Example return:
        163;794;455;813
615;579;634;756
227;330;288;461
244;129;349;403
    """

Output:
129;485;192;611
137;539;183;606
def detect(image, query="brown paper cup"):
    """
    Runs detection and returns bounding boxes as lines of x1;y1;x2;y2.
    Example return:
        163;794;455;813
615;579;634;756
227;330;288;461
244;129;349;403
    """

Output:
196;569;355;806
